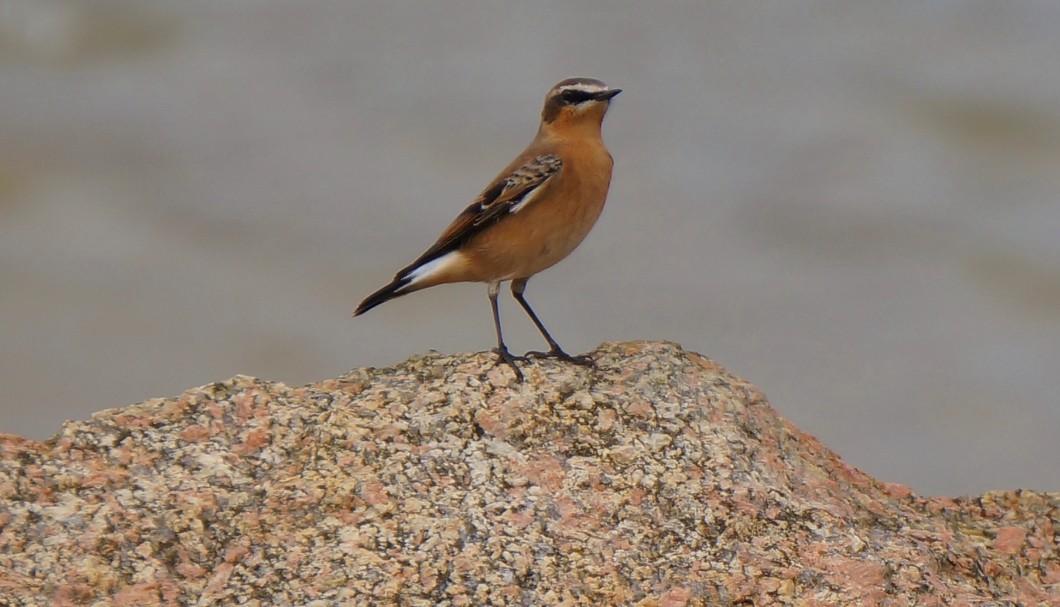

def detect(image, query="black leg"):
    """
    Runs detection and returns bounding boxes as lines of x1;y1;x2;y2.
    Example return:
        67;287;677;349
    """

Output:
510;278;594;367
488;281;524;381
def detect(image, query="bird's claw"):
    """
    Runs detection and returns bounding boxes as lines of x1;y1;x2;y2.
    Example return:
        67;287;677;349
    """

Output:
492;347;526;381
524;348;595;368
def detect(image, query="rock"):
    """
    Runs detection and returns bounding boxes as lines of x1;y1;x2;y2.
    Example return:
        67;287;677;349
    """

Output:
0;341;1056;606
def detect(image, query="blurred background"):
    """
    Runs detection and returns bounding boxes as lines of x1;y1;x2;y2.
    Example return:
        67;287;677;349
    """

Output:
2;1;1058;497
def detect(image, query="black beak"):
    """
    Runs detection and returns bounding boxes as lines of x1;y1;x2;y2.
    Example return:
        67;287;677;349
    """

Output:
594;88;622;101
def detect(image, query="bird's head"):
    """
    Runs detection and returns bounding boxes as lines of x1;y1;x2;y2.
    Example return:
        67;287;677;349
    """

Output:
540;77;621;130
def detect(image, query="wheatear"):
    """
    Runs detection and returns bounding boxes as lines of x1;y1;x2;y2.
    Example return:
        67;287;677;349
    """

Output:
354;77;620;380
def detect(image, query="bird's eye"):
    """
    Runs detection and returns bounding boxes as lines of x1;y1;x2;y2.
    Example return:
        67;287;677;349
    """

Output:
561;90;594;105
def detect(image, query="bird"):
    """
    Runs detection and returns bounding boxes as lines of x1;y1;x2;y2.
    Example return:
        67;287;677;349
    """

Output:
354;77;621;380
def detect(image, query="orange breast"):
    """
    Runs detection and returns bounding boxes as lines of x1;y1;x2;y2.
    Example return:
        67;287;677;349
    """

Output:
461;142;613;281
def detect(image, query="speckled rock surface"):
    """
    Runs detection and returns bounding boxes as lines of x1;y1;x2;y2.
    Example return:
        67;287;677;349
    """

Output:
1;341;1057;606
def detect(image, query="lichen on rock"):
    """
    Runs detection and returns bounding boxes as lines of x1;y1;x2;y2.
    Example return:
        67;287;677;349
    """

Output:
0;341;1056;606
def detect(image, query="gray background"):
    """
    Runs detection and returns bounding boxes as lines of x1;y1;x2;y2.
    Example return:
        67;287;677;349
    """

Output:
2;1;1058;497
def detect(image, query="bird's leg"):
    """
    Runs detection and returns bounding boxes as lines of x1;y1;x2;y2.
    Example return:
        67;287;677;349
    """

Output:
489;281;524;381
510;278;594;367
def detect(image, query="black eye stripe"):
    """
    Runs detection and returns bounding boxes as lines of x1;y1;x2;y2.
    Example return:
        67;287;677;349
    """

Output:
560;90;596;104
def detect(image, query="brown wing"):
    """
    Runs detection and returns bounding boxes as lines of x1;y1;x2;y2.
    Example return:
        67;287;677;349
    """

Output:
471;154;562;226
399;154;562;273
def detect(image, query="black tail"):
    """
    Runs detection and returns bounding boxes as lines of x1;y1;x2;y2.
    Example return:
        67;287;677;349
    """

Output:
354;276;411;316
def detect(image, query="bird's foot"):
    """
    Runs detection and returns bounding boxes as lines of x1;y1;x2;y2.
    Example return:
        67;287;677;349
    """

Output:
525;348;595;368
492;347;525;381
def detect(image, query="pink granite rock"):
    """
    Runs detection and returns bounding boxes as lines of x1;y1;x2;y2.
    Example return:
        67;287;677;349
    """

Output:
0;341;1056;605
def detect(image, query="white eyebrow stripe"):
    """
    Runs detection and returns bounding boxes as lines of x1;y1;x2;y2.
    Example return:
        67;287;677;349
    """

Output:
557;83;610;94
